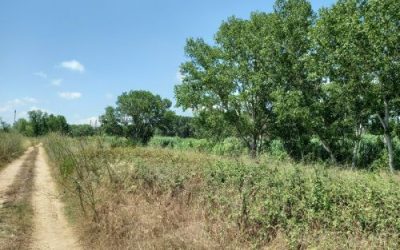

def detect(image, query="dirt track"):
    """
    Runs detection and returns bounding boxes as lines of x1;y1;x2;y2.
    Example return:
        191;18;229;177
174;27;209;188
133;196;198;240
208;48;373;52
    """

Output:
0;147;34;206
0;145;81;250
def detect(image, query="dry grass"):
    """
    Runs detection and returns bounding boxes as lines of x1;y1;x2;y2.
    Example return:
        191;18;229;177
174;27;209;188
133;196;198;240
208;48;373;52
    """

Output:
0;132;30;169
0;147;37;250
44;135;400;249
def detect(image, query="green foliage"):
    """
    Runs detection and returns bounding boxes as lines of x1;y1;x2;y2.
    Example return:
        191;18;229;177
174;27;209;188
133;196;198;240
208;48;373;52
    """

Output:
148;136;212;152
173;0;400;170
69;124;96;137
156;113;195;138
0;118;10;132
116;90;172;144
99;106;123;136
175;12;280;157
149;136;250;156
14;110;69;136
211;137;246;156
268;139;289;160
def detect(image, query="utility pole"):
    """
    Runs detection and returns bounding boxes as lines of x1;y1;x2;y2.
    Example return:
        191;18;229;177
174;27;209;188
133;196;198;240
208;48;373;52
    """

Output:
14;110;16;125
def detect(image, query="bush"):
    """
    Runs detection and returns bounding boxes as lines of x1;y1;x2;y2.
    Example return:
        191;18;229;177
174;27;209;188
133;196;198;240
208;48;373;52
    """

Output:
212;137;246;156
98;135;133;148
149;136;213;152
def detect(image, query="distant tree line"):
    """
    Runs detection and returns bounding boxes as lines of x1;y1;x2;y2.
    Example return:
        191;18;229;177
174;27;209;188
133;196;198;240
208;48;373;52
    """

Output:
7;98;194;141
174;0;400;171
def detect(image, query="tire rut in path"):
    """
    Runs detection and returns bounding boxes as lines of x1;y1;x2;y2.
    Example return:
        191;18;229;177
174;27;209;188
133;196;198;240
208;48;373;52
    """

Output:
0;146;37;249
31;145;81;250
0;147;35;206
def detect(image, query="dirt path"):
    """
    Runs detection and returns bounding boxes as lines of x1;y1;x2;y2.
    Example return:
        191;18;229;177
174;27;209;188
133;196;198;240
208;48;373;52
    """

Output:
0;147;34;206
31;145;81;250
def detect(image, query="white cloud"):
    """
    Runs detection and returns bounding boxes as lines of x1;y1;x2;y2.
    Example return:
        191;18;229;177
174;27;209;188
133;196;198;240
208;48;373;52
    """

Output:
34;71;48;79
58;92;82;100
60;60;85;73
0;97;38;113
51;78;63;86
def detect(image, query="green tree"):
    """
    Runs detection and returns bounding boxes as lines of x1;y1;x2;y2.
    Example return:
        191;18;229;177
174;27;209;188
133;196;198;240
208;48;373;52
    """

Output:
47;114;69;134
117;90;171;144
365;0;400;172
28;110;49;136
69;124;96;137
175;13;276;157
268;0;316;160
307;0;372;165
99;106;123;136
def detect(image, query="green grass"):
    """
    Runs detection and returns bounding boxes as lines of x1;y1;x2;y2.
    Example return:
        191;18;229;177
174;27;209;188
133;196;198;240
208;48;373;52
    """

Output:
43;134;400;249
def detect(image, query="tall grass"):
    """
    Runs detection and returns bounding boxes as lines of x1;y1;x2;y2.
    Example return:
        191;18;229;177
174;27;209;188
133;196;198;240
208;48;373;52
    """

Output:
44;134;400;249
0;132;27;167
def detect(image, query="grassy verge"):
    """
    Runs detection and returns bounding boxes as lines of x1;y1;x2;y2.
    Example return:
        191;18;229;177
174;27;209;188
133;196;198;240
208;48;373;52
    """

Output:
0;132;29;169
44;134;400;249
0;147;37;250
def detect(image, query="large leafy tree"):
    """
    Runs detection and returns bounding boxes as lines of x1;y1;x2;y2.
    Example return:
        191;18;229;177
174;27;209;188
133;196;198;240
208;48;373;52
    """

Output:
117;90;171;144
308;0;372;165
365;0;400;172
268;0;316;160
175;13;276;157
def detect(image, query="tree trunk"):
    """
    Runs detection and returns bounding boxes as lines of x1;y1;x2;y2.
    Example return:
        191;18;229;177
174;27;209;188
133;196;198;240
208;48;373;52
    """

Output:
250;135;257;158
320;139;336;164
352;124;362;169
377;99;395;173
384;132;395;173
351;142;358;169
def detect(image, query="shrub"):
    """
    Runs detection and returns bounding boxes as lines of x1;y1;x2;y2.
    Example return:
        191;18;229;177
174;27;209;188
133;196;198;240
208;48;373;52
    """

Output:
267;139;289;160
212;137;245;156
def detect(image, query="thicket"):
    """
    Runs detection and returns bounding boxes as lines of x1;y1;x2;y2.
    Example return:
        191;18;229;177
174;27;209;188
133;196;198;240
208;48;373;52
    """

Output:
43;134;400;248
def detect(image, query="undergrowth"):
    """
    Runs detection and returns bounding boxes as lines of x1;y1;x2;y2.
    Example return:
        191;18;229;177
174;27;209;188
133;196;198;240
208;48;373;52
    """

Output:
43;134;400;249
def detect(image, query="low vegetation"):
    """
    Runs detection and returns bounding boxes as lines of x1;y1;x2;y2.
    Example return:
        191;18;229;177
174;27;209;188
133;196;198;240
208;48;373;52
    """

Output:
44;134;400;249
0;132;28;168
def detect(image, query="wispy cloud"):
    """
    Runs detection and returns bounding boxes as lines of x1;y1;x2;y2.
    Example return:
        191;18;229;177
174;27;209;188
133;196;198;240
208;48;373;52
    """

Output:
51;78;63;86
60;60;85;73
0;97;38;113
58;92;82;100
34;71;48;79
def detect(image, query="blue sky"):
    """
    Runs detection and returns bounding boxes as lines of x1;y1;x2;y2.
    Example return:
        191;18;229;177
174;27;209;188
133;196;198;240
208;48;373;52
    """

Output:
0;0;336;124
